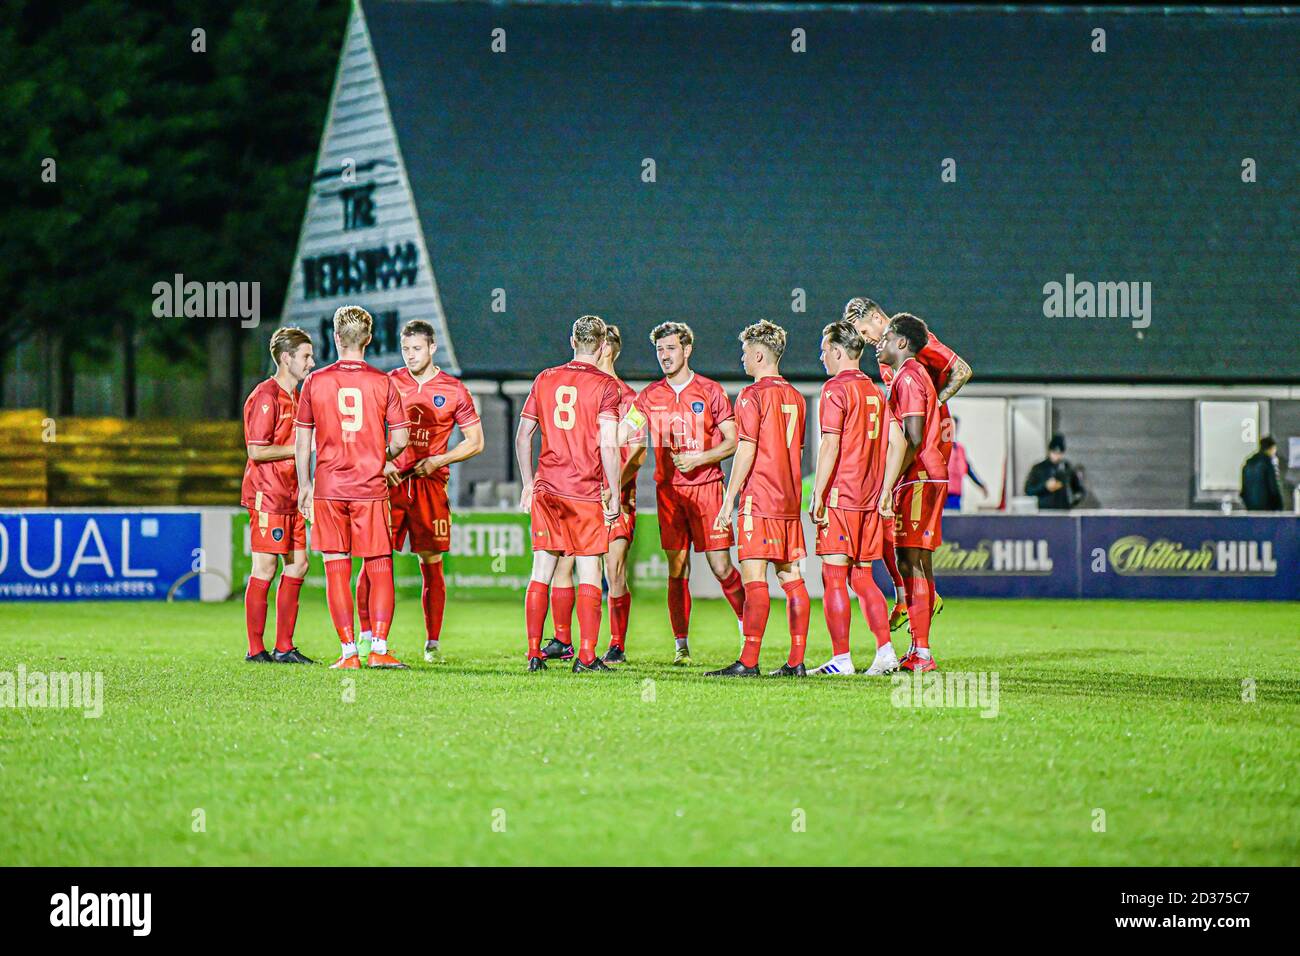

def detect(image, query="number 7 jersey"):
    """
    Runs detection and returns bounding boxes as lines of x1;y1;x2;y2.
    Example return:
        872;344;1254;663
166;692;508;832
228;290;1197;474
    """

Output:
521;360;622;501
294;359;410;500
734;376;806;519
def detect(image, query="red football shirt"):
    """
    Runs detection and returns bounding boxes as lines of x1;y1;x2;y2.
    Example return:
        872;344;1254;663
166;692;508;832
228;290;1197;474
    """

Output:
389;367;480;484
880;330;956;460
734;376;806;519
626;373;733;487
294;360;410;500
521;361;621;501
886;357;949;484
614;378;638;510
819;369;887;511
241;377;298;514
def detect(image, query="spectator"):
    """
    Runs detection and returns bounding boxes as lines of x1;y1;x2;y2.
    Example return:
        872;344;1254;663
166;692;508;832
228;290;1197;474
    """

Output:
1240;436;1284;512
945;417;988;510
1025;433;1084;510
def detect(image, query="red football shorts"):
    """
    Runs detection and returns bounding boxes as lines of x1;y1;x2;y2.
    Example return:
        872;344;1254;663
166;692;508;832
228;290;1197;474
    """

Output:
530;491;607;557
815;506;884;562
892;480;946;551
657;481;733;552
248;508;306;556
390;477;451;553
311;498;393;557
737;513;806;565
608;509;636;545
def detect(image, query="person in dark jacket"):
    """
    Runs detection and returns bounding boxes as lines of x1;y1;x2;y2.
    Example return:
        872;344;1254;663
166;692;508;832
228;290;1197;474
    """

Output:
1025;434;1084;510
1241;436;1284;511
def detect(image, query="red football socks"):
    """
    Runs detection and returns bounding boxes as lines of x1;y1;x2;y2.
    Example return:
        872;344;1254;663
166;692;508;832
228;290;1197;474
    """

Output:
821;564;852;657
244;576;271;656
356;563;371;633
667;576;691;639
324;559;355;643
719;568;746;621
739;580;770;667
783;579;811;667
850;566;892;648
576;584;602;665
907;575;933;649
550;585;575;646
882;538;906;595
609;592;631;649
363;556;394;640
525;580;549;658
274;574;304;653
421;560;446;643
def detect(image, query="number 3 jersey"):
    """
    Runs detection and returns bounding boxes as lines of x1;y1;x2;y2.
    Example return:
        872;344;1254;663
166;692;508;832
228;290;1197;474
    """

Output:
520;360;622;501
818;369;888;511
294;359;410;501
734;376;806;519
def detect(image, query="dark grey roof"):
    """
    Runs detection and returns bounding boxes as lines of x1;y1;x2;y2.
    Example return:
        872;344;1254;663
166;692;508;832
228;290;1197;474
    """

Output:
363;0;1299;381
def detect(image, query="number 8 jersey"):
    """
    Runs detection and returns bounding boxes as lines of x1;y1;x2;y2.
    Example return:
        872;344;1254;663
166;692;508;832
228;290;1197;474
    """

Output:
521;360;622;501
294;359;410;500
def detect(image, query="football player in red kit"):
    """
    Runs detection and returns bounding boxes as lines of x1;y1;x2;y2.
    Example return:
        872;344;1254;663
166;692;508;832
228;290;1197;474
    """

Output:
618;322;747;666
845;297;972;634
515;316;623;672
240;326;315;664
877;313;949;672
707;321;811;678
807;321;899;676
354;320;484;662
294;306;410;670
545;324;646;664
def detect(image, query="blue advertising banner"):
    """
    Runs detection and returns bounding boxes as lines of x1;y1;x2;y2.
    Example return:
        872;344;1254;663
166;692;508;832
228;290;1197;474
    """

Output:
0;511;203;601
1080;515;1299;601
895;515;1081;599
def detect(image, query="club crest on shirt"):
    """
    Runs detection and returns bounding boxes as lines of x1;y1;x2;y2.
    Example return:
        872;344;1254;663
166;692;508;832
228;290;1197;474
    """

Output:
433;395;446;408
691;401;704;414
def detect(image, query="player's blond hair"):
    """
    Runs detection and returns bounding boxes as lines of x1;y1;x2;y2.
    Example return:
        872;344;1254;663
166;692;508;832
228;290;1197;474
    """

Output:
739;320;787;360
333;305;373;348
604;323;623;359
572;314;607;353
269;326;312;363
822;320;865;359
843;297;887;324
401;319;436;345
649;321;694;348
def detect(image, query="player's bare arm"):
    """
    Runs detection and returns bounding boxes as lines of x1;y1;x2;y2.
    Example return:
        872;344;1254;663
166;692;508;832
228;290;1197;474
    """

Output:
619;444;647;499
673;419;737;473
246;442;295;463
809;431;840;526
386;425;410;461
514;416;538;511
599;417;622;522
879;417;921;519
714;437;756;532
936;354;973;405
414;421;484;477
294;424;314;519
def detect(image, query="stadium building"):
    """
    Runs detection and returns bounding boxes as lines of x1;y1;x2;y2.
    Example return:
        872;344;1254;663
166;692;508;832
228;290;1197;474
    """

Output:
283;0;1299;515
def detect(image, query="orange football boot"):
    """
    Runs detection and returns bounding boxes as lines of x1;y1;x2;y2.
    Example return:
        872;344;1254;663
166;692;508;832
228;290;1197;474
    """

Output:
330;654;361;670
367;650;409;669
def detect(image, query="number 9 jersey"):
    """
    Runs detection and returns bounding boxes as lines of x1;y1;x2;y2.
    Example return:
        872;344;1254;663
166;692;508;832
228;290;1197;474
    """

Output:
294;359;411;501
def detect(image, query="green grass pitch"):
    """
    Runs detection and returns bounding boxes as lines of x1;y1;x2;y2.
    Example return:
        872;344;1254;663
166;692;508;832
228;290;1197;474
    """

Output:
0;595;1296;866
